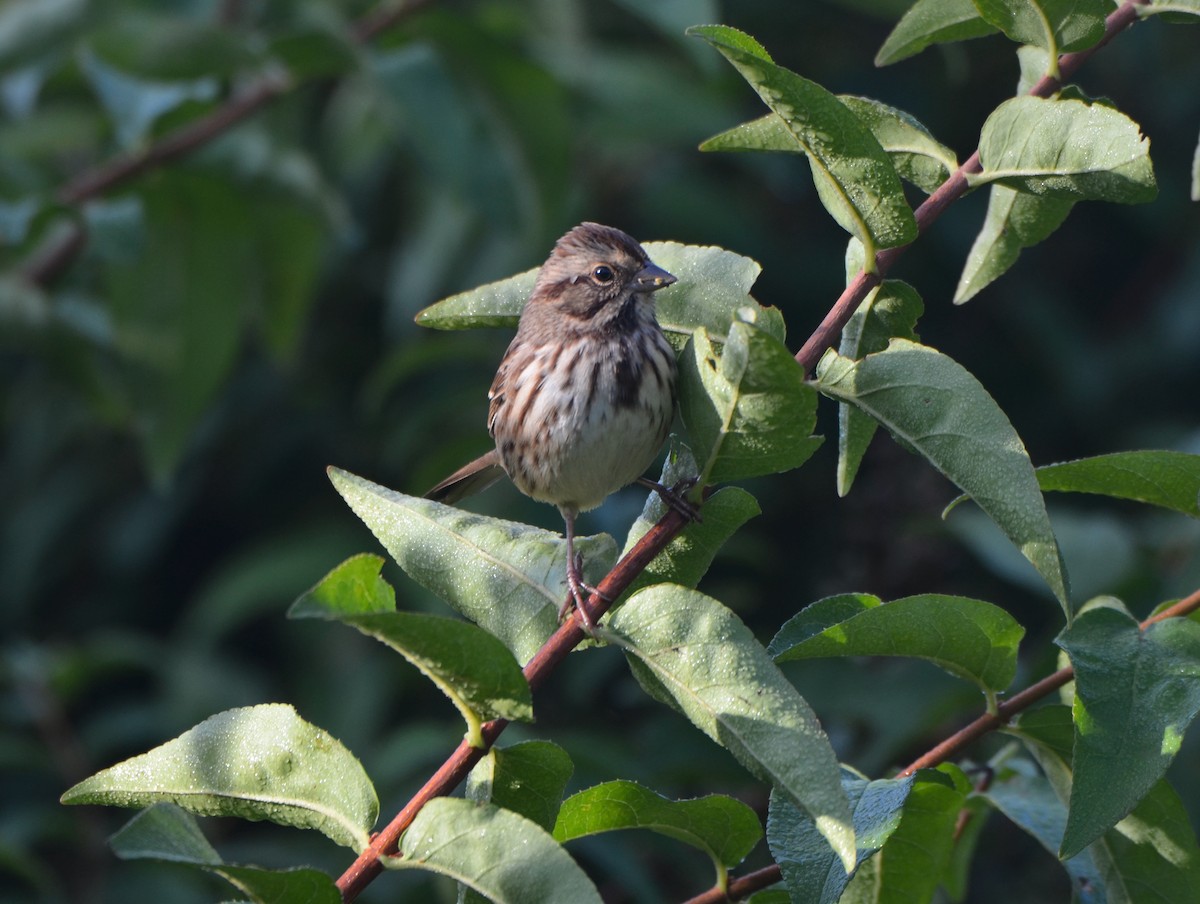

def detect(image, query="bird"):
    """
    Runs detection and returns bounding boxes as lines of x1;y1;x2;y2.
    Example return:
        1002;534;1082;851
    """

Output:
427;222;679;631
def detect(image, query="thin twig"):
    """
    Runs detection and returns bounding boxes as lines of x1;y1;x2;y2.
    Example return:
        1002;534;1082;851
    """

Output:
17;0;434;287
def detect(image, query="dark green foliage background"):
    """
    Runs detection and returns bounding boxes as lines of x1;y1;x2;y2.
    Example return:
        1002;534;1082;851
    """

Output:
2;1;1198;901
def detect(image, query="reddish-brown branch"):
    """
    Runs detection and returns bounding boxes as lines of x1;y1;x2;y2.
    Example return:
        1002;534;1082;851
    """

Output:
18;0;434;287
335;505;694;901
795;0;1150;375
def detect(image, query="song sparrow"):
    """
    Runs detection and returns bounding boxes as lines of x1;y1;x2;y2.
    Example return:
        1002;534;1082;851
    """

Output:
427;222;679;631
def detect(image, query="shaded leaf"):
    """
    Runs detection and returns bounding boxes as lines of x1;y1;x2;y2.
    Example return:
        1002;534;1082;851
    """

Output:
395;798;602;904
691;25;916;254
554;780;762;871
62;704;378;852
955;185;1074;303
983;760;1106;903
815;339;1070;614
973;0;1109;56
608;584;855;871
835;280;923;495
768;771;913;904
1056;601;1200;858
876;0;998;66
770;592;1024;693
291;555;534;744
971;96;1157;204
1037;451;1200;518
110;804;342;904
327;468;616;665
467;741;574;833
679;321;823;486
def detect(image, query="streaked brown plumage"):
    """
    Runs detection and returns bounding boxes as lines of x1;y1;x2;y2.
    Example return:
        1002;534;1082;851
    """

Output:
427;222;678;630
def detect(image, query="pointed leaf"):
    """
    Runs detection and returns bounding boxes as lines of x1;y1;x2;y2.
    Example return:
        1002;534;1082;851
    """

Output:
876;0;998;65
291;555;534;742
691;25;916;253
62;704;378;852
1056;601;1200;858
327;468;616;665
467;741;574;833
983;760;1107;903
768;772;913;904
703;99;956;196
1037;451;1200;518
815;339;1070;614
836;280;923;495
770;592;1024;693
394;798;602;904
844;765;972;904
971;96;1157;204
1012;705;1200;904
972;0;1109;55
414;242;783;346
955;185;1074;303
679;321;823;486
554;780;762;871
608;584;855;871
110;804;342;904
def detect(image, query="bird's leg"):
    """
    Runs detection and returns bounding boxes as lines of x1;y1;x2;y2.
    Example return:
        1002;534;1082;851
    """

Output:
560;508;609;635
636;476;703;522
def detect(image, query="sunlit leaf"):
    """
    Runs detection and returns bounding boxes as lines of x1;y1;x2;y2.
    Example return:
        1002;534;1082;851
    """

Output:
327;468;616;665
876;0;998;66
971;96;1156;203
973;0;1109;57
1037;451;1200;518
62;704;378;852
609;584;855;871
394;798;602;904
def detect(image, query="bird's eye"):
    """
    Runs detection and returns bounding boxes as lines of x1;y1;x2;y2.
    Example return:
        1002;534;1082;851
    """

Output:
591;265;614;284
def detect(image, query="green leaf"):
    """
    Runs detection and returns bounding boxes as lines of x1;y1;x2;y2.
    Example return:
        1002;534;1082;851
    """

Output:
768;772;913;904
414;241;784;346
110;804;342;904
954;185;1074;304
835;280;923;495
679;321;823;486
972;0;1109;57
554;780;762;873
1012;705;1200;902
0;0;89;72
61;704;378;852
290;555;534;746
467;741;574;833
327;468;617;665
1037;450;1200;518
837;97;958;194
620;440;760;599
691;25;917;255
971;97;1157;204
875;0;998;66
1141;0;1200;17
608;584;855;871
983;760;1106;903
702;99;957;196
843;765;972;904
1056;601;1200;858
394;798;602;904
815;339;1071;614
770;592;1025;694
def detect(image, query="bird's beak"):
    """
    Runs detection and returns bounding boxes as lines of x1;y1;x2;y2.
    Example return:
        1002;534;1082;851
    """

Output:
635;263;677;292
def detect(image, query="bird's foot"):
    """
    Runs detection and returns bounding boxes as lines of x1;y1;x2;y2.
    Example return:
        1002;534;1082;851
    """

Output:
560;551;611;636
637;476;703;522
